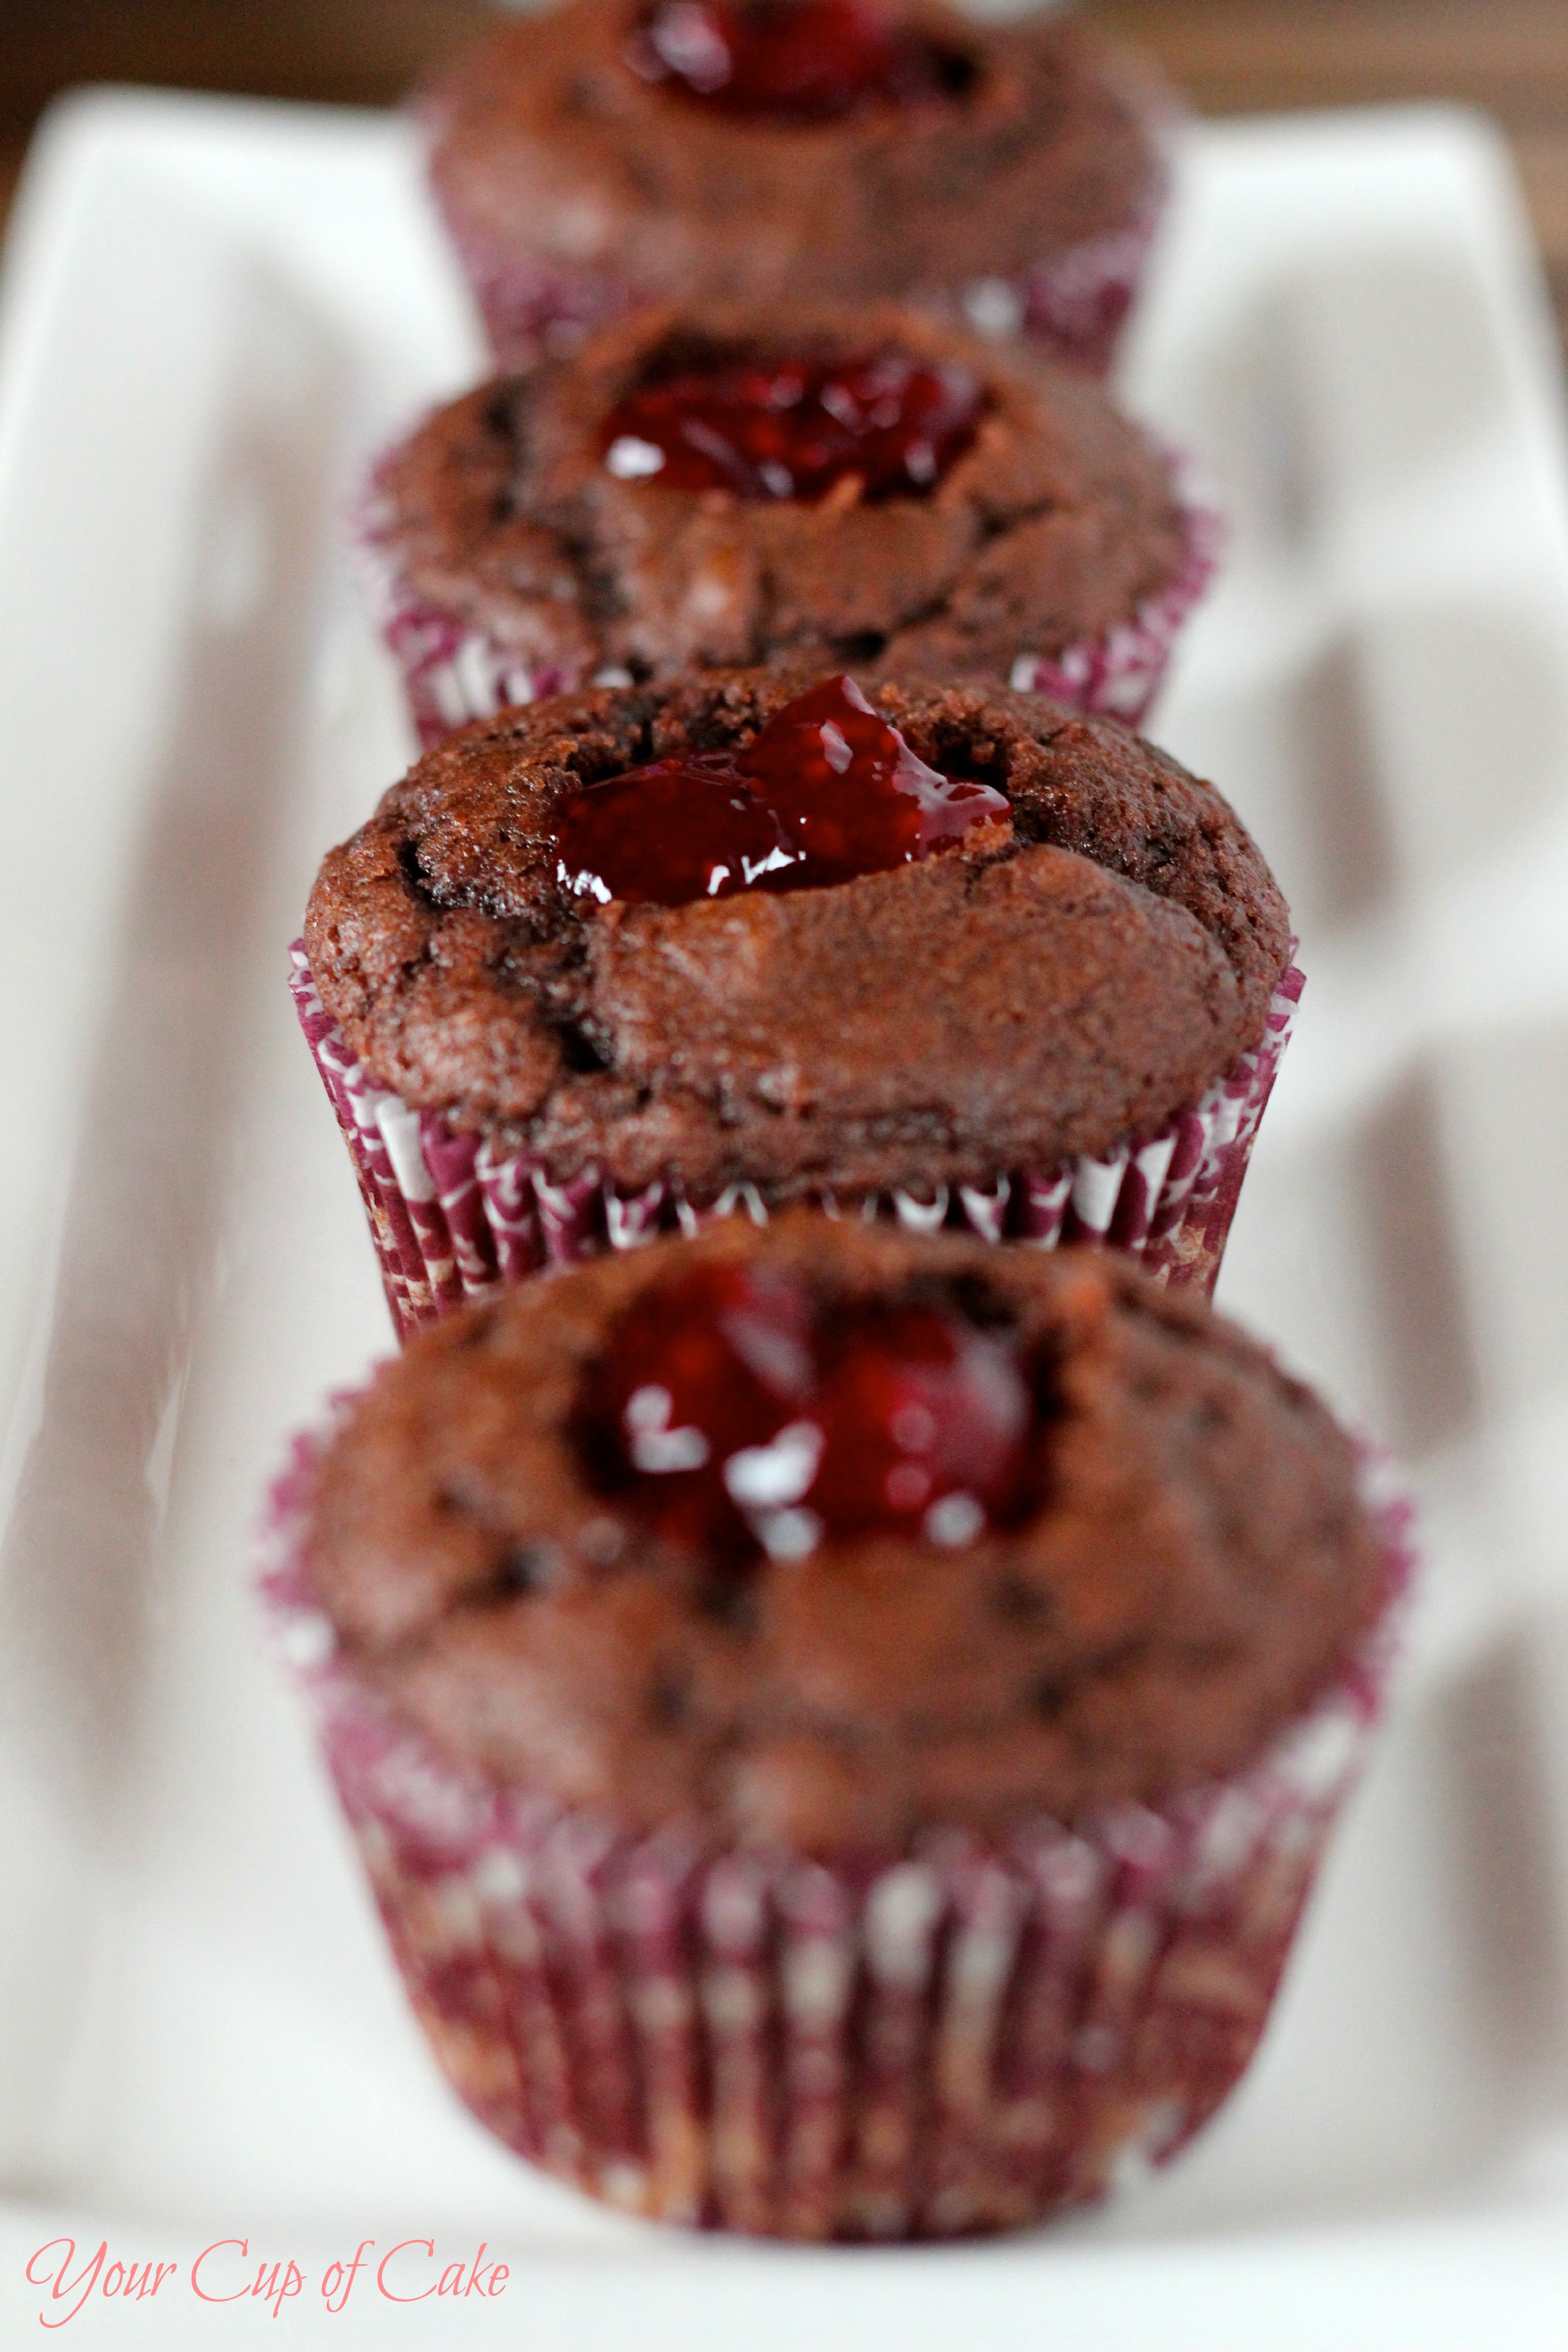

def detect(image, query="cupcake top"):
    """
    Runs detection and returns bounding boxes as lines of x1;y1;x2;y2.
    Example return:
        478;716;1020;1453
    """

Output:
300;1220;1393;1853
425;1;1167;330
369;303;1193;685
304;670;1291;1205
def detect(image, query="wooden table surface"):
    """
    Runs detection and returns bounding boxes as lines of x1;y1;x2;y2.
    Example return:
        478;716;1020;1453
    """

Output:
4;0;1568;346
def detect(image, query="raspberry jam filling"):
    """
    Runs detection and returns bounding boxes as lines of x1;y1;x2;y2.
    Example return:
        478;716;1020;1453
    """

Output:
580;1261;1036;1562
601;346;985;503
554;675;1008;907
626;0;970;123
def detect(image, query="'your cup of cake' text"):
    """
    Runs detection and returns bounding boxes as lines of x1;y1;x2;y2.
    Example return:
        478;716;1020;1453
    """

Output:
23;2236;510;2324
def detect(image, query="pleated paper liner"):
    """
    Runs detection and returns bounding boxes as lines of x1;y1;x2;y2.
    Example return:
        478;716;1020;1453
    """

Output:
289;945;1302;1343
262;1423;1413;2241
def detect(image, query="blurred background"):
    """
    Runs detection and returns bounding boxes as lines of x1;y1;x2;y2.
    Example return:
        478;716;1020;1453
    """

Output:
3;1;1567;357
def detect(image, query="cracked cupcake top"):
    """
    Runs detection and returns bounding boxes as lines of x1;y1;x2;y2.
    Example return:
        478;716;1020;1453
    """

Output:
303;671;1291;1206
424;1;1167;335
369;303;1191;685
299;1221;1394;1852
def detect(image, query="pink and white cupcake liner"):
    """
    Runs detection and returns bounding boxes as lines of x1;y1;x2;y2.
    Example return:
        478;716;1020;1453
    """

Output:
1004;480;1221;725
262;1419;1413;2239
437;180;1167;386
357;457;1219;751
958;195;1165;378
290;946;1302;1343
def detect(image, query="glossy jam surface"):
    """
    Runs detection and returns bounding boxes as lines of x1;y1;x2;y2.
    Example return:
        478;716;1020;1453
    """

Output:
601;347;985;503
627;0;967;123
580;1261;1035;1561
554;676;1008;907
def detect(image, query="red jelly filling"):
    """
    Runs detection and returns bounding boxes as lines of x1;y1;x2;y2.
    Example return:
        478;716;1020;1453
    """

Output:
554;675;1007;906
627;0;968;123
600;347;985;503
581;1261;1034;1561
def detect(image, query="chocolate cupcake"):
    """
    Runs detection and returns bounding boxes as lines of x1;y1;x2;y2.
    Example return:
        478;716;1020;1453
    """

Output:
294;670;1299;1338
263;1221;1412;2237
423;0;1172;374
364;303;1216;749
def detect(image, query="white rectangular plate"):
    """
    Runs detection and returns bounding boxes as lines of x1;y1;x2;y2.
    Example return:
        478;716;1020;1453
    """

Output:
2;88;1568;2351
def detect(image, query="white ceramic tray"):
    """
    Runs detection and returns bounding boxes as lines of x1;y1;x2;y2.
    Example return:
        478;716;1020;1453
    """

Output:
2;88;1568;2350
